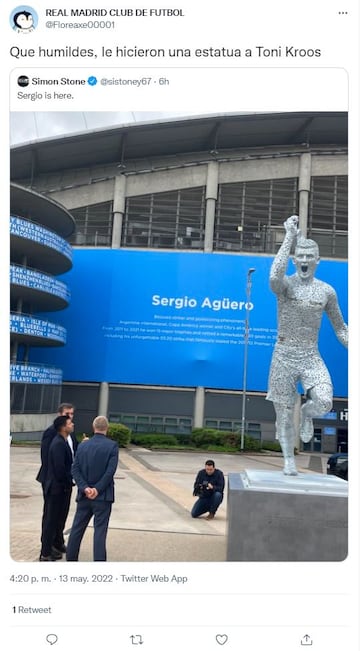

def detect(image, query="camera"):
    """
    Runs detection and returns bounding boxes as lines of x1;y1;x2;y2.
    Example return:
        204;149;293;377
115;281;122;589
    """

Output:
196;480;210;496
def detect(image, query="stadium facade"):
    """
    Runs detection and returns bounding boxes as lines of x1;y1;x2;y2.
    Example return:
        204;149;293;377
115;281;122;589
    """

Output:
10;112;348;453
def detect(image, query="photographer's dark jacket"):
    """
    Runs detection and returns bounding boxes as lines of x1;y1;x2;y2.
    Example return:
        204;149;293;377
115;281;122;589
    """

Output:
193;468;225;497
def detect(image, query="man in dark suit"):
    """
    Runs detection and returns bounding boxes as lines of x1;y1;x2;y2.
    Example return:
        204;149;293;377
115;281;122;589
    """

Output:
37;403;77;555
39;415;74;561
66;416;119;562
36;403;77;491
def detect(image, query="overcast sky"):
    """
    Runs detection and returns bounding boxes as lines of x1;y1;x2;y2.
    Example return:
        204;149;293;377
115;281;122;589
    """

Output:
10;111;207;145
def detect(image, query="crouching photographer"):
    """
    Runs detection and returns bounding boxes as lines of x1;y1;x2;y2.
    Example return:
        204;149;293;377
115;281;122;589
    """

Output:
191;459;225;520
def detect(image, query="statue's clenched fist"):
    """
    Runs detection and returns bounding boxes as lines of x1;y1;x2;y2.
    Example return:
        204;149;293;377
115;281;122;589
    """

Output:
284;215;299;236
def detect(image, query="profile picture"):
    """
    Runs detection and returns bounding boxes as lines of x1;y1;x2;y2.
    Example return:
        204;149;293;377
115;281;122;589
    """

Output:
10;6;38;33
17;75;30;87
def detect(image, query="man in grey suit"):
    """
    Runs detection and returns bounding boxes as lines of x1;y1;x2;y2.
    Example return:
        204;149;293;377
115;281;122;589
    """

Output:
66;416;119;562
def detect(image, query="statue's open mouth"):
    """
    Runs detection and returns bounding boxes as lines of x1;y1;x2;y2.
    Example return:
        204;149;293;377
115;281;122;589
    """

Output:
301;264;308;273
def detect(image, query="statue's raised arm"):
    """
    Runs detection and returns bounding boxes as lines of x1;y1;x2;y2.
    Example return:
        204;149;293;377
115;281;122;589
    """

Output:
270;215;299;294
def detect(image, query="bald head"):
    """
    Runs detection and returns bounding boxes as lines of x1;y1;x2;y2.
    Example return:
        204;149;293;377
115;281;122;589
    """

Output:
93;416;109;434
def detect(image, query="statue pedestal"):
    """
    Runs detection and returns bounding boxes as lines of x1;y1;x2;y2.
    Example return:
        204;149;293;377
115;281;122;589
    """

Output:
227;469;348;561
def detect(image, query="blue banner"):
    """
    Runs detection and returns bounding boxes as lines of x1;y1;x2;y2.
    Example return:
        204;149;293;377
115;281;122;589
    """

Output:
10;215;72;261
32;250;348;395
10;363;62;384
10;265;71;302
10;314;66;343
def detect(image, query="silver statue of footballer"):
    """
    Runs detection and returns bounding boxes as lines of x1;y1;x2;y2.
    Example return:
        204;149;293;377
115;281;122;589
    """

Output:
266;216;348;475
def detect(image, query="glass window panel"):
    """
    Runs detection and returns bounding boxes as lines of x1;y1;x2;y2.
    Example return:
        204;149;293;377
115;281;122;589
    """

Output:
108;414;122;423
308;176;347;258
205;420;218;428
219;420;232;431
123;187;205;249
24;384;44;412
121;415;136;424
164;425;179;434
10;384;26;413
135;424;151;433
69;201;113;247
214;178;298;253
42;385;61;413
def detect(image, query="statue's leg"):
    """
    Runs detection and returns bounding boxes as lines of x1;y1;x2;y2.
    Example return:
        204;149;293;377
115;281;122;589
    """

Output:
274;402;297;476
300;383;333;443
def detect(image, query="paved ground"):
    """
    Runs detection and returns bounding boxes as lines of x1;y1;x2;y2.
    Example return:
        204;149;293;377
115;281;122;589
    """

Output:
10;446;329;563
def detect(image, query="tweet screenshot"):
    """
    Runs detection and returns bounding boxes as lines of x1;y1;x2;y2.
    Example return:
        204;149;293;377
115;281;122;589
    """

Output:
2;0;359;648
